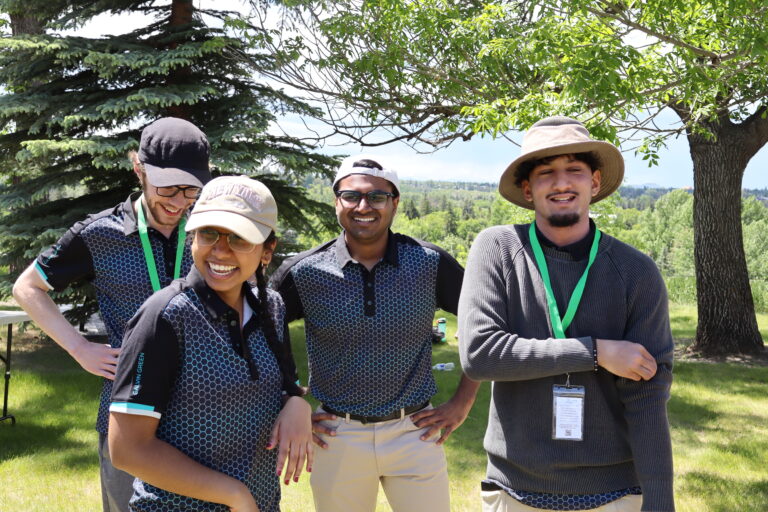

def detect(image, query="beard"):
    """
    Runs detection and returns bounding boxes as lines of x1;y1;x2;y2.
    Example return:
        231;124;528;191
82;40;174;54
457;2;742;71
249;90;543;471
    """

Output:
138;173;187;229
547;212;581;227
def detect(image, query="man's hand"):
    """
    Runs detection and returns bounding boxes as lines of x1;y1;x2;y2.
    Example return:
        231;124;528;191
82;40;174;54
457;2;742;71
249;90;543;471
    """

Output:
410;397;473;445
596;339;657;381
310;411;337;449
70;339;121;380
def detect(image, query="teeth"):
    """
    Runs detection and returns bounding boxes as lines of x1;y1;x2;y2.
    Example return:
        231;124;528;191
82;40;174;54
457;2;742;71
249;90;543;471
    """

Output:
209;263;236;275
354;217;375;222
163;205;180;213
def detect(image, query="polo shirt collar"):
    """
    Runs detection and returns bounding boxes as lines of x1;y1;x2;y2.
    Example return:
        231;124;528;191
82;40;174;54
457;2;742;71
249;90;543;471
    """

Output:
121;192;142;236
334;230;400;268
534;219;597;261
186;266;260;321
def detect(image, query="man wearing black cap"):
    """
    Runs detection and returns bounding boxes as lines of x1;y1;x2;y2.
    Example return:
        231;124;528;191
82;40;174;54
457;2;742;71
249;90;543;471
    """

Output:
13;117;212;512
458;117;674;511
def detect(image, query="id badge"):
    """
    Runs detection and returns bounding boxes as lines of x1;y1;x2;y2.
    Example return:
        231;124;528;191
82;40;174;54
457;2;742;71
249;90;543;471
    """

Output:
552;385;585;441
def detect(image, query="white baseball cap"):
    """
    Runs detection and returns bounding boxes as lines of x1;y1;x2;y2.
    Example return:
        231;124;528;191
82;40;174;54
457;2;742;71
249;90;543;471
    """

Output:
332;154;400;194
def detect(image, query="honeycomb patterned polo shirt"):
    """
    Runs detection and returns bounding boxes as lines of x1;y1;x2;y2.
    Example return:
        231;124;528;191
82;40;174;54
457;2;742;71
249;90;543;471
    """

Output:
272;231;463;417
34;193;193;434
111;268;297;512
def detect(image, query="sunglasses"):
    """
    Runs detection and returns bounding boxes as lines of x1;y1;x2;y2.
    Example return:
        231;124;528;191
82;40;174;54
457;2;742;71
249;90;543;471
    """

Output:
194;228;257;253
335;190;396;209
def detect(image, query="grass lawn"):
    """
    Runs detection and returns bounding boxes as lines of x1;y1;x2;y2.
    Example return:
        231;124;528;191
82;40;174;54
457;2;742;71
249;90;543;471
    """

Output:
1;304;767;511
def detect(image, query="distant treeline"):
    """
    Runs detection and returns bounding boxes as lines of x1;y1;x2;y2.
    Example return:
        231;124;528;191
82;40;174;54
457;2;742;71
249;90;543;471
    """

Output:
292;177;768;311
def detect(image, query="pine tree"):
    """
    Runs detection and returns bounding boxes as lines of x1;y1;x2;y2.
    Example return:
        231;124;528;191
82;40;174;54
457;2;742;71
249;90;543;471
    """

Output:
0;0;338;323
402;197;419;219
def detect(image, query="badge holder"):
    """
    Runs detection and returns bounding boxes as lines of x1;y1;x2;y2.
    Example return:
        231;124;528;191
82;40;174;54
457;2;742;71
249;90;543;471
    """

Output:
552;374;585;441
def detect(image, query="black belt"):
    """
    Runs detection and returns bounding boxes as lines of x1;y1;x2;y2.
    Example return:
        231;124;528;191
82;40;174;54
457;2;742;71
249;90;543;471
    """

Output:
322;401;429;424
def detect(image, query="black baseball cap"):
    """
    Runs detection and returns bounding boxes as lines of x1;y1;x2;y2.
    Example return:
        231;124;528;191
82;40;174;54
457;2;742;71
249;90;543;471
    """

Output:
138;117;212;188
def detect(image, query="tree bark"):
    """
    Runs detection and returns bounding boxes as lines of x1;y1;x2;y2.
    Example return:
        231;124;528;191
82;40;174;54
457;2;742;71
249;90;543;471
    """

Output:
10;14;44;36
688;116;766;356
166;0;194;120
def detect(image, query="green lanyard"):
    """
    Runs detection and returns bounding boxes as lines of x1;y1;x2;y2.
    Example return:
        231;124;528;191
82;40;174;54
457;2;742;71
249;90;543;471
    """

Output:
137;198;187;292
529;221;601;339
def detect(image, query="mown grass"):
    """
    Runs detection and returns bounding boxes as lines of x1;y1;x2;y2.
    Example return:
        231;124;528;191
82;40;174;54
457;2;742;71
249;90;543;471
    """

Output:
1;305;766;511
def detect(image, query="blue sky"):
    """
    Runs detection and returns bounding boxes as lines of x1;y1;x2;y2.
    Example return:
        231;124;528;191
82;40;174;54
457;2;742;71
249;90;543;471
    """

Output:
312;127;768;189
84;3;767;190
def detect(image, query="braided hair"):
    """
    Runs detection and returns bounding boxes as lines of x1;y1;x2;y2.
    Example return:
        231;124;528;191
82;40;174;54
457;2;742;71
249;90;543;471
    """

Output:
254;231;302;396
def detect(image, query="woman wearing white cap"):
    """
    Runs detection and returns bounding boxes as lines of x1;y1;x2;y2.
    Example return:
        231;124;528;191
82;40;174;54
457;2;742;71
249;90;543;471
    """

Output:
108;176;312;512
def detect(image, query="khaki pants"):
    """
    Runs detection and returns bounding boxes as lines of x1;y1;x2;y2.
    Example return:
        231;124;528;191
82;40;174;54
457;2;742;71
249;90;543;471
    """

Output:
482;490;642;512
310;406;450;512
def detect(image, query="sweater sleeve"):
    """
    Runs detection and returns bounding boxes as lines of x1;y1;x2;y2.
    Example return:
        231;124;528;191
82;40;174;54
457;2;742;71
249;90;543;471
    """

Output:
615;257;675;511
458;227;595;381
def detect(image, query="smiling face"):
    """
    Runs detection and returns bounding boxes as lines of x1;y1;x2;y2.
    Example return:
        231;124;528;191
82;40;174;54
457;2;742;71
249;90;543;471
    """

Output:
521;154;601;231
137;171;197;232
192;227;274;309
335;174;399;246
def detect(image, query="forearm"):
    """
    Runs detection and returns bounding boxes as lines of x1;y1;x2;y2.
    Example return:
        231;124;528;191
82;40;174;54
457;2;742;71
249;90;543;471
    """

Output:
459;328;595;382
458;228;594;381
619;368;675;511
450;373;480;406
109;415;253;508
13;265;89;354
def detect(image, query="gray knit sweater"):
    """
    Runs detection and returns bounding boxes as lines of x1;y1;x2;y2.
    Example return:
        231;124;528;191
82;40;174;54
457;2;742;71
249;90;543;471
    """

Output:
458;224;674;512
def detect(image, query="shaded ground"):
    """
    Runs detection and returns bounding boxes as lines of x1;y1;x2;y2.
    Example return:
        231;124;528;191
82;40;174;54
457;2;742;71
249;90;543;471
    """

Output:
675;338;768;366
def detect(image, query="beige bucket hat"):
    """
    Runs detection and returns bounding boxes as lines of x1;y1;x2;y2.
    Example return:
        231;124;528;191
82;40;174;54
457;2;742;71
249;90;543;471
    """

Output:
185;176;277;244
499;116;624;209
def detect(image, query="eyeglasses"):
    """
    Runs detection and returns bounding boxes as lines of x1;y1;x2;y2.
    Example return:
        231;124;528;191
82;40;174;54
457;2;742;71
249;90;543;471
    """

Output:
156;185;201;199
195;228;257;253
335;190;396;209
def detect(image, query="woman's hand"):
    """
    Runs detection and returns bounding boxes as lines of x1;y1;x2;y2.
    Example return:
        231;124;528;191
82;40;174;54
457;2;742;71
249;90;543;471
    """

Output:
267;396;314;485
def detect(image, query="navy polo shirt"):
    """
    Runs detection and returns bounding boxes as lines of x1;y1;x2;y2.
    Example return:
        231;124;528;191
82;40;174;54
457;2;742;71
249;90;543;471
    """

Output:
34;192;192;434
271;231;463;417
111;268;300;512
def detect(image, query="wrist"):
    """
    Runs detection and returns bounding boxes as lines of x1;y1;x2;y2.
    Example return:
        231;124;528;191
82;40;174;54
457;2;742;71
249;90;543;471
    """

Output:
592;337;599;372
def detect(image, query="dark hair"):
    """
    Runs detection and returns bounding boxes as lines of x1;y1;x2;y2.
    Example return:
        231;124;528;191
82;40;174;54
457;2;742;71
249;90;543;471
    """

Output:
253;232;302;395
514;152;602;187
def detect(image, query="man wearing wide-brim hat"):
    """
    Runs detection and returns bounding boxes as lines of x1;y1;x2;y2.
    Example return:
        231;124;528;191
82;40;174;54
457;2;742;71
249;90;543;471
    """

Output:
458;116;675;512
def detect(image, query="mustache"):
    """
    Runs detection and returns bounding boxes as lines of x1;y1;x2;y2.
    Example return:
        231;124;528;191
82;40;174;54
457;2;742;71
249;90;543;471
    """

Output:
545;191;578;199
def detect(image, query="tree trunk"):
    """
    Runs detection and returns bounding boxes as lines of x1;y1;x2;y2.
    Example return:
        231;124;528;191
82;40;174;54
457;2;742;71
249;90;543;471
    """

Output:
166;0;194;120
10;14;44;36
8;13;45;275
688;120;765;356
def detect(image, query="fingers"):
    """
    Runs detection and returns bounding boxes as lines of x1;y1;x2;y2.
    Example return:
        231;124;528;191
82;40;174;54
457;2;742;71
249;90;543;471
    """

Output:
305;441;314;473
312;433;328;449
81;344;119;379
311;412;337;438
266;422;280;451
419;424;442;442
280;441;299;485
275;441;288;480
435;426;454;445
312;412;337;423
410;409;438;428
596;339;659;380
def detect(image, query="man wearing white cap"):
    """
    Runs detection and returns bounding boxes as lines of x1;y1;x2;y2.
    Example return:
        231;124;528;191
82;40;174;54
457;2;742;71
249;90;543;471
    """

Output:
458;116;674;511
13;117;212;512
272;155;480;512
